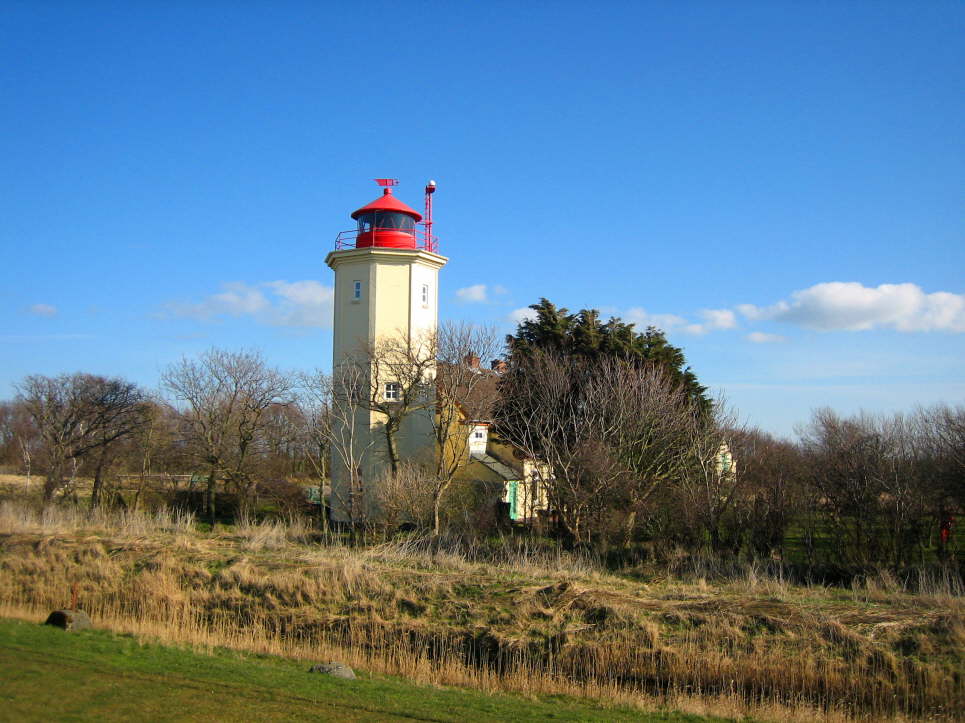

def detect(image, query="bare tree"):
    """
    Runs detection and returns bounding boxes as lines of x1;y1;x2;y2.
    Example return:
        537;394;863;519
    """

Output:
127;399;183;510
728;428;806;558
671;401;744;552
19;434;33;487
16;373;148;503
162;349;293;521
259;402;309;480
375;461;436;532
298;364;375;528
85;380;150;509
495;351;610;546
0;402;13;468
430;322;500;535
293;373;332;488
495;351;698;548
799;408;895;567
0;402;41;491
587;359;698;544
909;404;964;561
796;406;965;569
354;331;437;476
875;413;931;567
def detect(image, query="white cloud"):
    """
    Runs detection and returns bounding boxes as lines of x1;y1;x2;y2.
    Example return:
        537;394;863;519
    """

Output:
699;308;737;330
624;307;688;331
164;280;333;328
747;331;786;343
676;308;739;335
736;303;763;319
492;284;509;296
623;307;736;335
456;284;488;303
509;306;538;324
738;282;965;333
262;280;334;327
170;282;269;320
28;303;57;317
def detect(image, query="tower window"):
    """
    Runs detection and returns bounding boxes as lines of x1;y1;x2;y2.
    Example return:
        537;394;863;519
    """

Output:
384;382;401;401
353;280;362;300
421;283;429;306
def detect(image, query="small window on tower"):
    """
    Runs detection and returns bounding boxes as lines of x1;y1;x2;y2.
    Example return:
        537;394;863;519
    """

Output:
384;382;401;401
353;280;362;301
421;283;429;307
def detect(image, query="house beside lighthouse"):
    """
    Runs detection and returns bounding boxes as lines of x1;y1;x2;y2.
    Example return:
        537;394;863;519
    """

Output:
324;179;447;523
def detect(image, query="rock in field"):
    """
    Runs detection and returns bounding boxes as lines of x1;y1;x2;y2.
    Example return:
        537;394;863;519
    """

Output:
44;609;92;631
309;662;356;679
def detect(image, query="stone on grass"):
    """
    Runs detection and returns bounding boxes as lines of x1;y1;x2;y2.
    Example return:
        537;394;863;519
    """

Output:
44;609;92;632
309;662;356;680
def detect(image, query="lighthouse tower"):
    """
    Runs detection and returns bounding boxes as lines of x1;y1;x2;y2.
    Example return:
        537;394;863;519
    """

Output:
325;179;447;523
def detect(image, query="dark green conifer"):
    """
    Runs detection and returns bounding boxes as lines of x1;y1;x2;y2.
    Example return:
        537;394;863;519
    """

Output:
503;298;709;412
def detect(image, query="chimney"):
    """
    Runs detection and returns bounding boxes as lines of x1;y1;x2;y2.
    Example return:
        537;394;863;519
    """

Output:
464;353;480;369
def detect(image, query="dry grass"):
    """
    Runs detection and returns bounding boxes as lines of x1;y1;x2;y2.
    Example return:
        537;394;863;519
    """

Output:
0;501;961;722
0;473;44;496
0;500;196;537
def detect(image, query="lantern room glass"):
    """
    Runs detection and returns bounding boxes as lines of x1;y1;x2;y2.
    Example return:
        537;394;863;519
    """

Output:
356;211;416;234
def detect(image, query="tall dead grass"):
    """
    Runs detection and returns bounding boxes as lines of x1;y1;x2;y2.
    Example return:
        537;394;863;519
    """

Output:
0;501;961;721
0;500;196;537
234;515;314;551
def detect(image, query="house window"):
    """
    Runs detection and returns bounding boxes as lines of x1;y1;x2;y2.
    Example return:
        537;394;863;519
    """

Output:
421;283;429;306
353;280;362;300
474;429;485;440
384;382;401;401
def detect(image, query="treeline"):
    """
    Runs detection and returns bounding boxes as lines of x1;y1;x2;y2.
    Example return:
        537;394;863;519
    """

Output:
0;351;327;519
0;300;962;578
492;300;964;575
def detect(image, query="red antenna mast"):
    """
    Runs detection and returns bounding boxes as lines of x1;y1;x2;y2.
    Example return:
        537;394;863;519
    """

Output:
423;180;436;252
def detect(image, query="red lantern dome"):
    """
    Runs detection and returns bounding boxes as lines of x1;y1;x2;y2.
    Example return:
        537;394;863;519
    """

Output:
350;187;422;249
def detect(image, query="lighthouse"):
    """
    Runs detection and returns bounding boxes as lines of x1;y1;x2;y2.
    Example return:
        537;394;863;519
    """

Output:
325;179;447;523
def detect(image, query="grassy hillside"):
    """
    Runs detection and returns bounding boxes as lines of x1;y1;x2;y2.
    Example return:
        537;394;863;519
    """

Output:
0;502;962;721
0;618;717;722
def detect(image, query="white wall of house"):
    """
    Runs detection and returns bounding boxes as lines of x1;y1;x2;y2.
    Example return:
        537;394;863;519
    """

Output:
468;424;488;455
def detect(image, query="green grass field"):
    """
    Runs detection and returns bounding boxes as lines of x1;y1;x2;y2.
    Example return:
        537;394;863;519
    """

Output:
0;618;720;722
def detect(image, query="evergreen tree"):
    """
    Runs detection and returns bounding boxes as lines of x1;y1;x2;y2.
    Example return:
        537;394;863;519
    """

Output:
504;298;710;411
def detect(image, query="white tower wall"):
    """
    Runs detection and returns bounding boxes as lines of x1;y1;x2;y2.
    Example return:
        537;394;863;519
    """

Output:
325;246;447;523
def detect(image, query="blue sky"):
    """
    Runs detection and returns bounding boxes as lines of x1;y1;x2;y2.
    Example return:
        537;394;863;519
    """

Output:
1;1;963;438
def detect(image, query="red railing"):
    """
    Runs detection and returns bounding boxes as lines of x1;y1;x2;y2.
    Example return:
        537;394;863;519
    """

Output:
334;228;439;253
